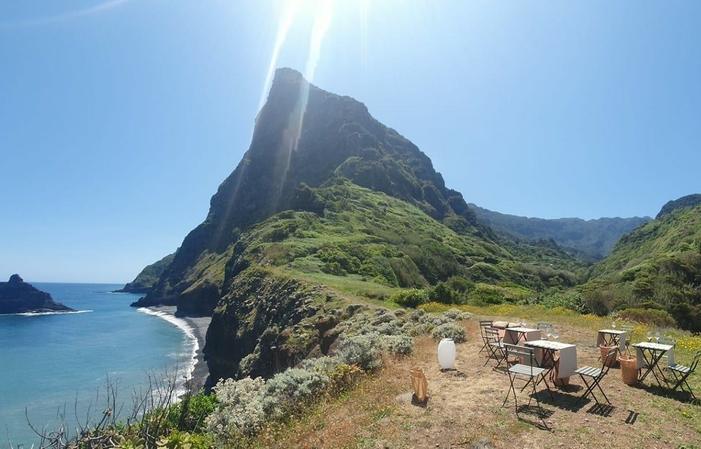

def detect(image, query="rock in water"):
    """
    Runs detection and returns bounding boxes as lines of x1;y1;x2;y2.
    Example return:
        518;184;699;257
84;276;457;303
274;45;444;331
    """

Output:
0;274;76;314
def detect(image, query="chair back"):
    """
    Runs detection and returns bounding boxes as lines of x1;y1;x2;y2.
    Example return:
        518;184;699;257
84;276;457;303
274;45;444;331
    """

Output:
504;343;536;369
479;320;493;336
689;350;701;373
485;326;501;342
620;325;634;332
658;336;676;347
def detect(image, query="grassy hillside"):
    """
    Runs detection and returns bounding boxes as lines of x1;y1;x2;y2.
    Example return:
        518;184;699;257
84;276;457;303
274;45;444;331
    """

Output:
583;204;701;331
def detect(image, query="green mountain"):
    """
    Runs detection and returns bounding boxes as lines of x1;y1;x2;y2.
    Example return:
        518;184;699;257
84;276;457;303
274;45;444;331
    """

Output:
583;195;701;332
469;204;650;261
131;68;583;381
117;253;174;293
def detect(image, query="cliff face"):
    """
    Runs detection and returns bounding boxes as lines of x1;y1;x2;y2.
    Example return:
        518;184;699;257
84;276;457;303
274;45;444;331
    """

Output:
0;274;75;314
118;253;174;294
134;68;492;314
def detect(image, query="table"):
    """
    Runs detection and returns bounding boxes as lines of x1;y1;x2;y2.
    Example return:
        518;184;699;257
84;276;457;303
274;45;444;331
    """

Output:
525;340;578;379
632;342;674;387
596;329;628;351
503;327;541;345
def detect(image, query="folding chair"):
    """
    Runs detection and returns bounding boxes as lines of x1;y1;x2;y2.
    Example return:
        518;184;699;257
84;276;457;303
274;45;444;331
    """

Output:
502;344;553;413
620;325;635;351
666;350;701;401
575;347;617;406
657;336;676;371
483;326;506;369
478;320;493;354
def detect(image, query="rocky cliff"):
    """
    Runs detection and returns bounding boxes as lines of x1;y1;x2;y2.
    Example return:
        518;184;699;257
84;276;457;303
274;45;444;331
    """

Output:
133;67;493;314
0;274;75;314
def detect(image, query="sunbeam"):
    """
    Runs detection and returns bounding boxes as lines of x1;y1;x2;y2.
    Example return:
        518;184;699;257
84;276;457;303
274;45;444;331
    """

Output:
258;0;302;112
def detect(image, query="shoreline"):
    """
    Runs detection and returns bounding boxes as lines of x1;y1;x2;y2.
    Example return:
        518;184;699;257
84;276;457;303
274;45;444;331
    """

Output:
140;305;211;391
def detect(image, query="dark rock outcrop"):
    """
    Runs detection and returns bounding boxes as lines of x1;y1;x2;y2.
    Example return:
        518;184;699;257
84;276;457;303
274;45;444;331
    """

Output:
0;274;75;314
656;194;701;219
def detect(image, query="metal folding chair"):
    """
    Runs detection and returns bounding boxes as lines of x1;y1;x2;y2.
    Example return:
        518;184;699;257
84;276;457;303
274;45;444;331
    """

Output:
478;320;493;354
483;326;506;369
502;344;553;414
620;325;634;351
666;350;701;401
575;347;617;405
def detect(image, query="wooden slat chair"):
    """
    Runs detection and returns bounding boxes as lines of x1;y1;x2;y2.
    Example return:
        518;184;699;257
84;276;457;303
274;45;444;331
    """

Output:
575;347;617;406
483;326;506;369
502;344;553;414
666;350;701;401
478;320;493;354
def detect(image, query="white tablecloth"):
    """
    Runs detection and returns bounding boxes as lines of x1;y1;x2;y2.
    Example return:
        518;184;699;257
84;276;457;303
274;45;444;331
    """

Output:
525;340;578;378
596;329;628;353
633;342;675;368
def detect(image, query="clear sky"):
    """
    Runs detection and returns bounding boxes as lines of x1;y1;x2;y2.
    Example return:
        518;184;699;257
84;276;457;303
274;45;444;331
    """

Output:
1;1;699;283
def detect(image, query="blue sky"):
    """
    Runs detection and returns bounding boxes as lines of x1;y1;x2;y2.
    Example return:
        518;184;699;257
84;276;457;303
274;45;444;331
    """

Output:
1;1;699;283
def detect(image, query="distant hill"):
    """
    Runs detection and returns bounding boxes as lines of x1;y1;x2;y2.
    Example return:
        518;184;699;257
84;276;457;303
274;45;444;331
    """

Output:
117;253;174;294
469;204;650;261
584;195;701;332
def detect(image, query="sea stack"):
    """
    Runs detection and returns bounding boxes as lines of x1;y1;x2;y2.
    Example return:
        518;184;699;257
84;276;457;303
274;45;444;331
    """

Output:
0;274;75;314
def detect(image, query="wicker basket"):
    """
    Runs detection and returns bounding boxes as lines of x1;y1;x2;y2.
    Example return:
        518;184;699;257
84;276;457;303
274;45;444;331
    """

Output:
619;354;638;385
599;344;618;367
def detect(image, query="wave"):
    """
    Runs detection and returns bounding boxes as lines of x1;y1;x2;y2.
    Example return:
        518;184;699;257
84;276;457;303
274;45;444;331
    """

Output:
136;307;198;396
15;309;93;317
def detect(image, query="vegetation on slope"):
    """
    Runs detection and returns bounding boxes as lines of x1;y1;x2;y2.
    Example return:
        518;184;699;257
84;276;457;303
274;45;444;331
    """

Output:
470;203;650;261
583;203;701;331
118;253;174;293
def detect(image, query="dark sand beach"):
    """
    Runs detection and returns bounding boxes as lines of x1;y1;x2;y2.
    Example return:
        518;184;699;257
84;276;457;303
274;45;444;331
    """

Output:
147;305;211;389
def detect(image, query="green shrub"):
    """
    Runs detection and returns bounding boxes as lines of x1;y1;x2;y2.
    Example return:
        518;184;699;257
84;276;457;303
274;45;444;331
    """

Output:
206;377;266;439
391;288;428;308
429;282;459;304
431;323;467;343
385;335;414;356
617;307;677;327
335;332;384;371
165;391;218;433
262;368;330;418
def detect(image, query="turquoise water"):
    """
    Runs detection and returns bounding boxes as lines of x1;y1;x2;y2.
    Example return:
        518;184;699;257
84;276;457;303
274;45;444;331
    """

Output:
0;283;196;448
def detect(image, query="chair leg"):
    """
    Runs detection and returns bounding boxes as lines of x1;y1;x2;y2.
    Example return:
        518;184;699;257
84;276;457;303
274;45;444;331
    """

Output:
575;376;596;406
669;371;697;401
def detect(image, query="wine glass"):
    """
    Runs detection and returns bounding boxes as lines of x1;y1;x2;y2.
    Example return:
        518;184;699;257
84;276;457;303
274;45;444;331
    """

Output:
655;331;660;343
546;328;553;339
551;329;559;340
647;331;653;342
611;321;616;329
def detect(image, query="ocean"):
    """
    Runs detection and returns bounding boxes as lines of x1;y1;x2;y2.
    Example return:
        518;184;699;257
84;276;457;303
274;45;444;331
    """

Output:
0;283;196;449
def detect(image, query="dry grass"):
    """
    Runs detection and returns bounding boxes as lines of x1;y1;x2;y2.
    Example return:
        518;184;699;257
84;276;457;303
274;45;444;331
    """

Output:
253;313;701;449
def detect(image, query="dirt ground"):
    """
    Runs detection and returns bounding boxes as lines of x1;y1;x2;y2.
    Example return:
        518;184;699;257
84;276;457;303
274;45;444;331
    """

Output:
380;317;701;449
264;314;701;449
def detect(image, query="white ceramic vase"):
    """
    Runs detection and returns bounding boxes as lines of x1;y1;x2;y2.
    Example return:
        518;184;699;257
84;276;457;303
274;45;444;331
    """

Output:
437;338;456;370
